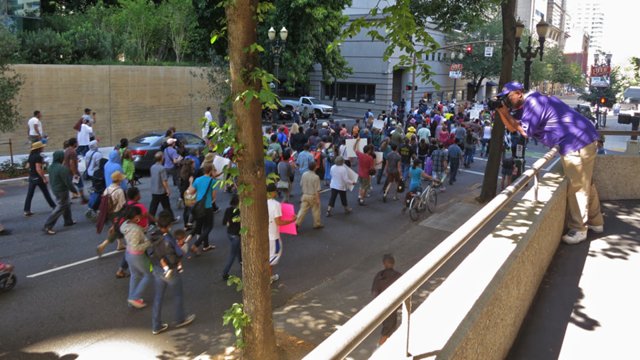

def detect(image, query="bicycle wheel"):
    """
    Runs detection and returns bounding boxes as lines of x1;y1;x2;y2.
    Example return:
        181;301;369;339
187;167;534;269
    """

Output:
418;190;428;212
409;196;420;221
426;187;438;213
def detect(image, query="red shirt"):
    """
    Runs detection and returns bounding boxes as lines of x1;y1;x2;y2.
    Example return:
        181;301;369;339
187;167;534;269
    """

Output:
356;151;374;178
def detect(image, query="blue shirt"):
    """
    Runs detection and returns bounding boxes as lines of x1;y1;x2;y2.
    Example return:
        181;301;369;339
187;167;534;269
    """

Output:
296;151;314;174
185;154;200;174
447;144;462;162
265;160;277;177
409;167;424;192
516;92;598;155
192;175;217;208
163;147;179;169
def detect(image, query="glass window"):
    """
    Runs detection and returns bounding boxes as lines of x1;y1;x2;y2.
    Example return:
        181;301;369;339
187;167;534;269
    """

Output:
131;134;162;145
302;98;312;105
177;133;205;145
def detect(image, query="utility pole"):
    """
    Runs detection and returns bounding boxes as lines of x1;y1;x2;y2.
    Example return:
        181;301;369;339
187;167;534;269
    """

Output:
410;53;417;114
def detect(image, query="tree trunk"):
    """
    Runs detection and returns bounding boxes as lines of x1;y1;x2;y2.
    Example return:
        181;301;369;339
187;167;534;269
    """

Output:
225;1;279;359
473;76;485;100
477;0;517;203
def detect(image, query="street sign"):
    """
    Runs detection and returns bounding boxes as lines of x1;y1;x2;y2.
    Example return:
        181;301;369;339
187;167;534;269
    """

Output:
590;65;611;77
449;63;463;71
449;71;462;79
484;46;494;57
591;76;610;88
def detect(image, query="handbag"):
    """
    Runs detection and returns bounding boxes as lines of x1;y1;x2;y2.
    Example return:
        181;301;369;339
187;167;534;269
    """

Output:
191;177;213;220
424;157;433;176
397;178;405;193
183;188;197;207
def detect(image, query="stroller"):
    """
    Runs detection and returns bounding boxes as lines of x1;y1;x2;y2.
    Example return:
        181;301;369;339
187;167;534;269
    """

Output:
0;262;17;291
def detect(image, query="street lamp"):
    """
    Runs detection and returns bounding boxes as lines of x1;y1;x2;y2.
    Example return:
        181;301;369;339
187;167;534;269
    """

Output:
514;16;550;91
267;26;288;94
450;51;464;102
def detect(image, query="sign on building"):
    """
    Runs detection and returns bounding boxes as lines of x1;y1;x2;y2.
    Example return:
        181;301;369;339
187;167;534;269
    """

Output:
449;63;463;79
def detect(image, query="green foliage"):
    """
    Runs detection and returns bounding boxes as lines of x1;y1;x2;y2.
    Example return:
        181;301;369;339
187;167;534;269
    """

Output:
20;28;73;64
0;28;23;133
65;22;115;62
579;67;624;106
411;0;500;31
448;9;502;98
160;0;197;63
222;276;250;348
263;0;352;91
115;0;165;63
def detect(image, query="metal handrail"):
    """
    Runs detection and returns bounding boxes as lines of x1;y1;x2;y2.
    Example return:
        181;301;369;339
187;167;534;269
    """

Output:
304;147;559;360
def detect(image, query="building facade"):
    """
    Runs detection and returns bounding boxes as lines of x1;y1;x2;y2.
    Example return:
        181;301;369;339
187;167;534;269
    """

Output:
307;0;490;115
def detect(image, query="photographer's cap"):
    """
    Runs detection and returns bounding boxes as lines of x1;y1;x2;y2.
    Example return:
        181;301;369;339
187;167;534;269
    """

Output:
498;81;524;97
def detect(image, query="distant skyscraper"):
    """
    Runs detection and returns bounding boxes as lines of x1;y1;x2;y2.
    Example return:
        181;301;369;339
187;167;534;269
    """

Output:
566;0;605;52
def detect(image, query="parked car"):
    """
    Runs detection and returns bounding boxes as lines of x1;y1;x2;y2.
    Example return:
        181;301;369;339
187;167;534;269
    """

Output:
129;131;206;172
574;104;596;123
280;96;333;118
262;105;293;123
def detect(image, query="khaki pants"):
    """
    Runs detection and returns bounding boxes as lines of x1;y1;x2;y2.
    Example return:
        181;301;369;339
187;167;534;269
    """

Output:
297;194;322;227
560;142;604;232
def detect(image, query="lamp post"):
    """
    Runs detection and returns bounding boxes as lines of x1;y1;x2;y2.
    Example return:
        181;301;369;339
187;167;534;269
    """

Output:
450;51;464;102
267;26;288;95
592;52;612;127
514;16;550;91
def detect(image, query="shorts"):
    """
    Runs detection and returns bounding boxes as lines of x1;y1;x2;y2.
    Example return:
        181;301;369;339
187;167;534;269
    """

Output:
269;239;282;265
358;177;371;191
501;167;512;176
386;172;401;183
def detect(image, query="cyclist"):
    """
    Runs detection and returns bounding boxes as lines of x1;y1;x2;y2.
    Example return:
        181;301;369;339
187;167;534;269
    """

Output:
403;159;435;212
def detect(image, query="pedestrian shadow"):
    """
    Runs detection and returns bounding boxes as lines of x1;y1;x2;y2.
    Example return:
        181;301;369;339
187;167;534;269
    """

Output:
0;351;78;360
157;327;234;360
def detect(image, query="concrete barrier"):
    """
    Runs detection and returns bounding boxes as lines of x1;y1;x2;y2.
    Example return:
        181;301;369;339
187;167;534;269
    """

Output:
593;155;640;200
371;172;567;359
0;65;218;155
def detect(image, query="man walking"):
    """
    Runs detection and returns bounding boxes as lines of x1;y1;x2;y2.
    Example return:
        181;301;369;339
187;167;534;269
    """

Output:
24;141;56;216
296;144;315;175
382;144;402;202
447;139;463;185
27;110;44;143
430;142;448;191
149;151;176;220
267;183;296;283
43;151;78;235
64;138;88;203
163;138;181;187
353;138;375;206
296;161;323;230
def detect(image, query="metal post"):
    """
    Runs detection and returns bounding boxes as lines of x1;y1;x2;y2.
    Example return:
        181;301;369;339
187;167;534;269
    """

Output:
333;77;338;114
452;78;457;102
9;139;14;166
523;36;533;92
410;54;417;114
402;298;412;357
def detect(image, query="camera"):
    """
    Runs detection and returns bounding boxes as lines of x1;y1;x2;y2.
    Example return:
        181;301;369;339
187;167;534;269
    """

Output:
488;98;505;111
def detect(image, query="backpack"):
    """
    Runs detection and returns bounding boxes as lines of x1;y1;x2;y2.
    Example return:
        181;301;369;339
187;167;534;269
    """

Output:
73;118;83;131
313;150;324;171
95;187;124;234
147;229;179;269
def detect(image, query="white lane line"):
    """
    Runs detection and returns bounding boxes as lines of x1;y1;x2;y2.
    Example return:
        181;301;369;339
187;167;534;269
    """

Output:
459;169;486;176
26;250;123;279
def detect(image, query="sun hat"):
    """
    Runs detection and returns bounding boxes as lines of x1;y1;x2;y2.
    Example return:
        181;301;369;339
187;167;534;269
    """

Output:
30;141;46;151
166;138;177;145
497;81;525;97
111;171;126;182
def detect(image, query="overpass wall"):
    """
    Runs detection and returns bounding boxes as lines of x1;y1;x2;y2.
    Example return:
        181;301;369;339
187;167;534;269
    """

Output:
0;65;217;156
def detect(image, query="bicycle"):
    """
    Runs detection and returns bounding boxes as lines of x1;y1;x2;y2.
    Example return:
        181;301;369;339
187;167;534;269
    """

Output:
408;175;445;221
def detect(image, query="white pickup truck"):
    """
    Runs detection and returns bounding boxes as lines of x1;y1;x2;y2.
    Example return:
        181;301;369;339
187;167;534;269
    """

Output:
280;96;334;118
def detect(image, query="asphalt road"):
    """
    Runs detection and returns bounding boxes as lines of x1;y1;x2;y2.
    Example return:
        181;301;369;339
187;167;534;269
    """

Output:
0;137;557;359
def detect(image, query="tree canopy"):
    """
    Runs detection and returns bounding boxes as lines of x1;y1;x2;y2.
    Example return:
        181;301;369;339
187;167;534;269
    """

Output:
0;28;24;133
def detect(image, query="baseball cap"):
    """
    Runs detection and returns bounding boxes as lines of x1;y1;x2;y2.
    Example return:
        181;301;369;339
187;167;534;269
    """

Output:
497;81;524;97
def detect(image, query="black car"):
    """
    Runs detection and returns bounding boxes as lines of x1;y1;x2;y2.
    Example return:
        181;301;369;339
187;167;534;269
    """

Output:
129;131;206;172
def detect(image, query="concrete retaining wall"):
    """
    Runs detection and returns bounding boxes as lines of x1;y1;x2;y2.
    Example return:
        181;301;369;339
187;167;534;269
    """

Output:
593;155;640;200
0;65;217;156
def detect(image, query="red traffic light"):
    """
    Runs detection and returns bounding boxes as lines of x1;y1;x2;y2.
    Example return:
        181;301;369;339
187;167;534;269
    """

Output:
465;44;473;55
599;97;606;105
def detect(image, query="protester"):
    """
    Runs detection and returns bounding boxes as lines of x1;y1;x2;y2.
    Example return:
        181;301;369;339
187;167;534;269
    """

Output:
277;150;294;202
27;110;45;143
43;151;78;235
447;139;463;185
353;138;375;206
120;205;152;309
494;81;604;244
76;118;93;156
178;158;196;229
104;149;128;192
163;138;181;187
149;152;176;220
96;171;127;262
382;144;402;202
371;254;402;345
296;144;315;174
326;156;355;217
23;141;56;216
63;138;88;203
430;142;448;191
149;210;196;335
296;161;323;230
84;140;102;180
189;163;217;254
266;183;295;283
221;194;242;281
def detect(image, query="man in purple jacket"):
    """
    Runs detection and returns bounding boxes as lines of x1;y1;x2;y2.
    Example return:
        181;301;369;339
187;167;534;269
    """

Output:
495;81;604;245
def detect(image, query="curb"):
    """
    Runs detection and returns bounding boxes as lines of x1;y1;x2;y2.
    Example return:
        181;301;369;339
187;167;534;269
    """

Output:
0;176;29;185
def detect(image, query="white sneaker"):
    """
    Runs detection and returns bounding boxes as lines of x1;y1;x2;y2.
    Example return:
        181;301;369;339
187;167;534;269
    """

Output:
270;274;280;283
589;224;604;233
562;230;588;244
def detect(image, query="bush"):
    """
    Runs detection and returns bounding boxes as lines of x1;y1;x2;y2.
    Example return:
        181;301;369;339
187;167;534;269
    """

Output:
20;28;73;64
64;23;115;62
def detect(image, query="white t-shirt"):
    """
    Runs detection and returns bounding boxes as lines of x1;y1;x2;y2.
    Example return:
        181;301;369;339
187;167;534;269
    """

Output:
28;117;42;136
77;123;93;146
267;198;282;241
202;110;213;138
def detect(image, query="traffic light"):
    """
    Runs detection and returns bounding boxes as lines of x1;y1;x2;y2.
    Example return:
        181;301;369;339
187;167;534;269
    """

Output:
599;96;606;105
465;44;473;55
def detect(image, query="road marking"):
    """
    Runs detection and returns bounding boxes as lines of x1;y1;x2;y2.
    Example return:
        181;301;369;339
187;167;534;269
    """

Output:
26;250;124;279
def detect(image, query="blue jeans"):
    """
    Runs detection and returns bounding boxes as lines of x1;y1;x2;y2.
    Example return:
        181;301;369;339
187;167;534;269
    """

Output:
152;267;186;331
402;163;410;180
222;234;242;277
464;147;474;166
449;160;460;183
126;252;152;301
